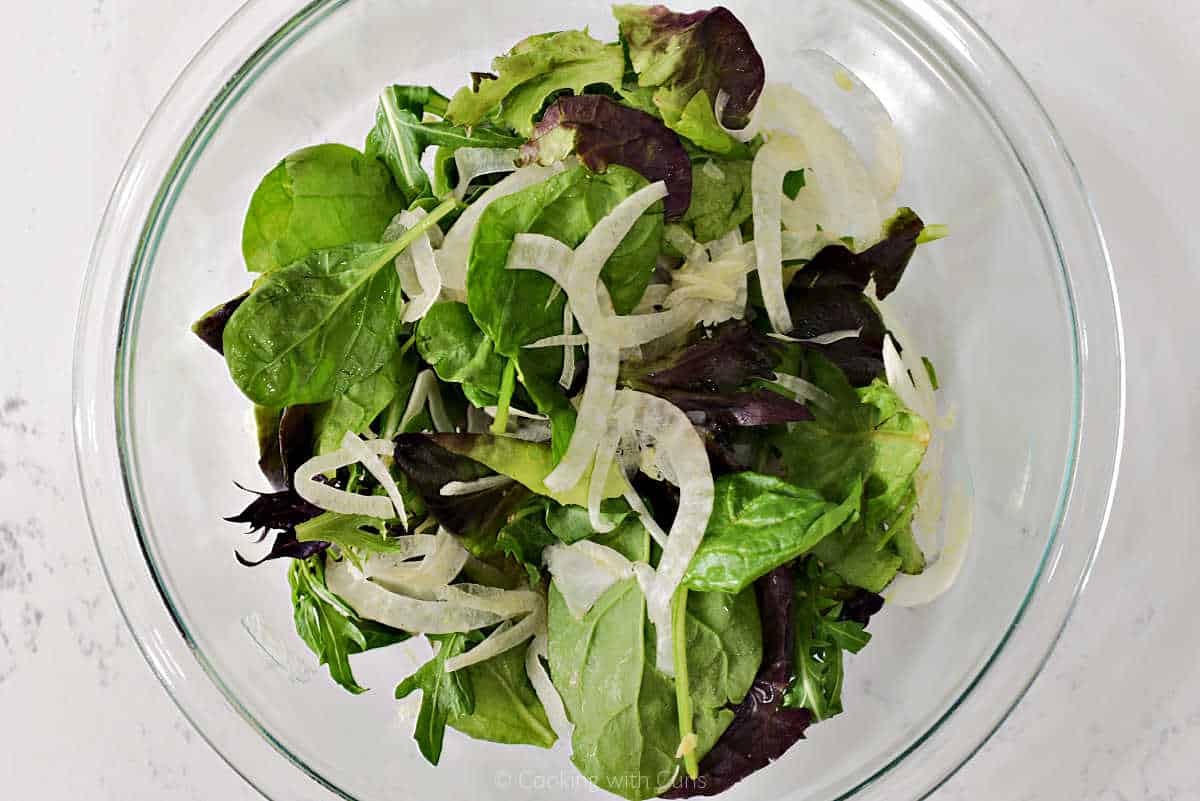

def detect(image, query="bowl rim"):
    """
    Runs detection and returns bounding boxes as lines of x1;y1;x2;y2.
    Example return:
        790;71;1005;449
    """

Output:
74;1;1125;800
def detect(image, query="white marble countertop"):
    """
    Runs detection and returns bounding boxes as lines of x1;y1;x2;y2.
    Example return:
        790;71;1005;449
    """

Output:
2;0;1196;798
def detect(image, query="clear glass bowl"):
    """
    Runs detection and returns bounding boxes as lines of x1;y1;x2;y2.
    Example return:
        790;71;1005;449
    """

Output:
74;1;1124;800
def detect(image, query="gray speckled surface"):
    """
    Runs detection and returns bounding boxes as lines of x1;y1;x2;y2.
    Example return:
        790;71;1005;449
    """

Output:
2;0;1196;798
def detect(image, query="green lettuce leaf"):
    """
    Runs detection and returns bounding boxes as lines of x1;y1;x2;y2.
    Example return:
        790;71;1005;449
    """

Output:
447;30;625;136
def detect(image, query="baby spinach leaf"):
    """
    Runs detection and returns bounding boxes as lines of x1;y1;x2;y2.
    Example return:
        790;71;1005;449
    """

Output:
290;556;410;694
521;94;693;218
615;5;765;131
223;243;404;406
192;291;249;354
223;202;454;406
242;144;404;274
548;578;680;800
449;645;556;748
395;633;474;764
680;159;753;243
415;302;507;404
467;164;663;366
683;472;863;594
446;29;625;136
308;346;419;455
665;567;812;798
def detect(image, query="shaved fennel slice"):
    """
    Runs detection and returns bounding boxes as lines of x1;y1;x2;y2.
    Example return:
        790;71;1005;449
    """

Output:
341;432;407;527
752;134;807;332
771;373;835;408
506;233;573;283
587;418;623;534
756;83;884;245
789;50;903;201
884;486;972;606
882;334;924;416
441;475;515;496
439;163;565;291
634;284;673;313
394;210;442;323
622;482;669;548
769;328;862;346
620;391;715;676
400;370;454;433
544;344;619;494
366;530;469;600
527;633;572;742
525;333;589;349
325;557;504;633
451;147;520;201
384;214;424;299
714;89;762;143
435;583;542;618
560;303;576;390
445;603;545;673
294;445;396;519
545;540;635;619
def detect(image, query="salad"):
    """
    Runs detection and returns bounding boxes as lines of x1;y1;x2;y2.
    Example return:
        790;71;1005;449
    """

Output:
193;5;969;798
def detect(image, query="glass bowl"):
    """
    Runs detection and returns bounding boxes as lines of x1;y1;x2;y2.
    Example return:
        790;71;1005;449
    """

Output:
74;1;1124;799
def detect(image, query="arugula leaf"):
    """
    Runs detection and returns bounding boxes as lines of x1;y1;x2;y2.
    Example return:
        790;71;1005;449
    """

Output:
467;164;662;368
448;645;556;748
784;559;875;721
548;578;680;800
415;302;507;405
192;291;248;354
683;472;863;593
222;202;454;406
496;495;636;582
521;94;693;219
395;633;474;764
365;85;522;204
447;29;625;136
241;144;404;274
615;6;765;131
290;556;409;694
680;159;753;242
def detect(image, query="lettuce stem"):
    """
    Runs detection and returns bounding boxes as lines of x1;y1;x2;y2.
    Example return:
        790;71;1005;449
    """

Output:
490;359;518;434
672;586;700;779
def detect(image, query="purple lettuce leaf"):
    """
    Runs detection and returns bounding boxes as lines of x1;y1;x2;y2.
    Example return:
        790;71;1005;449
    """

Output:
796;208;925;300
226;485;327;567
664;566;812;797
521;94;692;218
191;291;249;354
392;433;531;555
615;5;765;129
628;320;779;395
785;286;887;387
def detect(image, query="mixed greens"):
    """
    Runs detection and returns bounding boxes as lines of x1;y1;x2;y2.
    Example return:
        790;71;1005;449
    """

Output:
195;5;969;797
